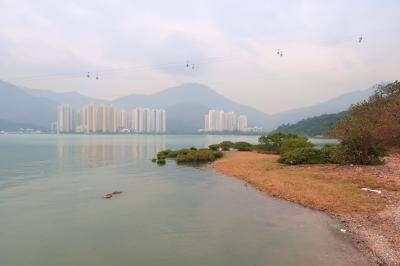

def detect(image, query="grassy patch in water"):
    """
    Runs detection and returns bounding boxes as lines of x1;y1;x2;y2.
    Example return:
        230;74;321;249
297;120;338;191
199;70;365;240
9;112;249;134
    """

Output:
156;148;223;164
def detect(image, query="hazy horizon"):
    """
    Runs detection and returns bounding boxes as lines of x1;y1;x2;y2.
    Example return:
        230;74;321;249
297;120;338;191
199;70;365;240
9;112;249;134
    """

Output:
1;0;399;113
10;80;377;115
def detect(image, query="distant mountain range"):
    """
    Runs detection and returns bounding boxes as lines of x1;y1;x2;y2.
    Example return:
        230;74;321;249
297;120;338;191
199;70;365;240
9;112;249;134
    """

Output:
20;86;104;107
0;80;378;132
0;81;56;129
269;87;376;125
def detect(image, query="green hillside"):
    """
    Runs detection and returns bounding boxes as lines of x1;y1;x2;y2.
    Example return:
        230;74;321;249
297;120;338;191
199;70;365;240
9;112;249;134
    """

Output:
0;119;45;131
272;111;347;137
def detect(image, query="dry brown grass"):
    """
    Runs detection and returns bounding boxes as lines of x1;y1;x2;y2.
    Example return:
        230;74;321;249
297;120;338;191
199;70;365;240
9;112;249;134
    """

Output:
212;152;398;214
211;151;400;265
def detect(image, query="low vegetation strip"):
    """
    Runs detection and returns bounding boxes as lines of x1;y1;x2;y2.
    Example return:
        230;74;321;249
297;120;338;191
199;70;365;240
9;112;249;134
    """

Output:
153;141;255;165
154;147;223;164
256;132;388;165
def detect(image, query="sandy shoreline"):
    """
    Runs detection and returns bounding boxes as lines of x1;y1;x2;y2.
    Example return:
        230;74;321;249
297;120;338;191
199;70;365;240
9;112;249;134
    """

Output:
210;151;400;265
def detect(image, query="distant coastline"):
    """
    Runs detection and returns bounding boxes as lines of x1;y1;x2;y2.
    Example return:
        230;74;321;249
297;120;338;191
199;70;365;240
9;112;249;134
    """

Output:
0;131;267;136
0;81;376;135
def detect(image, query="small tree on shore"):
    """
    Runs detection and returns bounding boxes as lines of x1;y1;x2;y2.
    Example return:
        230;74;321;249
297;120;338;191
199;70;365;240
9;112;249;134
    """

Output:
258;133;307;153
329;81;399;164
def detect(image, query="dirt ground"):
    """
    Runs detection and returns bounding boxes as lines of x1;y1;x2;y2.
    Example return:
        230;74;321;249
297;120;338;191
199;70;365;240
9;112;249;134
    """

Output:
210;151;400;265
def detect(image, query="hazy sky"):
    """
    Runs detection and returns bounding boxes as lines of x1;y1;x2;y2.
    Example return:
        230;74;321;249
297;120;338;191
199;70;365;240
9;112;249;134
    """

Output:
1;0;399;113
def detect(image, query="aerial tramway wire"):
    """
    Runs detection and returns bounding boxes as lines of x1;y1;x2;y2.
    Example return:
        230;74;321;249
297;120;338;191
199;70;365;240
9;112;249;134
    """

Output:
6;27;396;83
7;55;237;82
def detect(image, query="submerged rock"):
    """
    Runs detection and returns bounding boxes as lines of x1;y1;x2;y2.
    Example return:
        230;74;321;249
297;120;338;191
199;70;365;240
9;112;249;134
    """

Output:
103;193;113;199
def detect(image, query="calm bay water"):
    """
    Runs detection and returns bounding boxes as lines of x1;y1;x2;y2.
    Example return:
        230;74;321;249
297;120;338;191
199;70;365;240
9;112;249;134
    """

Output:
0;135;368;266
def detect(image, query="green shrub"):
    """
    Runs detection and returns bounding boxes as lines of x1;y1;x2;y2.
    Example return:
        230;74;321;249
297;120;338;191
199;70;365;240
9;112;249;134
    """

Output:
168;150;180;158
273;133;389;165
219;141;235;151
208;144;220;151
157;149;187;159
209;141;254;151
258;133;303;153
176;149;223;163
278;147;329;165
157;148;224;164
233;141;253;151
369;143;389;157
212;150;224;159
157;149;169;159
330;138;388;165
320;144;337;163
157;158;166;165
279;137;314;154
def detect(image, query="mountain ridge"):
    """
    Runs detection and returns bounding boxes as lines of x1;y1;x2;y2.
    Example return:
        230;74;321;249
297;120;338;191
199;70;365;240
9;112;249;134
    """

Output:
114;83;273;131
0;80;56;128
271;111;348;137
1;80;378;131
20;86;108;107
270;86;377;125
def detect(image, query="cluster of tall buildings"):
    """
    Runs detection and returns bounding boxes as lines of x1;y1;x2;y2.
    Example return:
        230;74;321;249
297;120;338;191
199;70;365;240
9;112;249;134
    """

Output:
202;109;261;132
57;103;166;134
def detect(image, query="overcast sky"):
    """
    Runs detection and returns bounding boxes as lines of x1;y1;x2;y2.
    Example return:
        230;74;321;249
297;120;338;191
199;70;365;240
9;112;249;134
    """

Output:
0;0;399;114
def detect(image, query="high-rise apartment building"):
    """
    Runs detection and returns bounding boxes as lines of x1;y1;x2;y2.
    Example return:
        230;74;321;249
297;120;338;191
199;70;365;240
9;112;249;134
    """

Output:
138;108;147;133
96;104;107;132
206;109;224;131
224;112;237;131
130;108;139;132
120;110;129;130
155;109;166;133
204;114;209;131
237;115;248;132
57;103;166;134
130;107;166;133
87;103;97;133
203;110;249;132
57;104;77;133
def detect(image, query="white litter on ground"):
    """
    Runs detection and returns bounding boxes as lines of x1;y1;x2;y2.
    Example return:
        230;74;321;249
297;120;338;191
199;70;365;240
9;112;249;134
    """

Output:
361;188;382;194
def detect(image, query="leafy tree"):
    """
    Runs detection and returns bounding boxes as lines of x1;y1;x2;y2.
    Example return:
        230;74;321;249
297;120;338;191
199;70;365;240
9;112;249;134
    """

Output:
279;137;314;154
329;81;399;164
329;137;388;165
258;133;304;153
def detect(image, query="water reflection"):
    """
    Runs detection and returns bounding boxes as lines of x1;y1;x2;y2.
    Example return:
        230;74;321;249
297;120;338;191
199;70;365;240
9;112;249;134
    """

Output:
0;135;370;266
57;135;166;169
